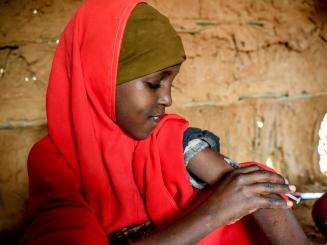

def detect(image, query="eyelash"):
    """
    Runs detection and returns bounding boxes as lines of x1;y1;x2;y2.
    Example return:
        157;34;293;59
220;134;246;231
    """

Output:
146;82;161;90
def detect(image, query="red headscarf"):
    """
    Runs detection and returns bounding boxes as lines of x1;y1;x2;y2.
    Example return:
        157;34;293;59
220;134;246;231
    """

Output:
22;0;275;243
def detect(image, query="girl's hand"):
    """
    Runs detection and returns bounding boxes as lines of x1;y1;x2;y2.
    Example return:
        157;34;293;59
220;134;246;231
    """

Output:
202;165;295;226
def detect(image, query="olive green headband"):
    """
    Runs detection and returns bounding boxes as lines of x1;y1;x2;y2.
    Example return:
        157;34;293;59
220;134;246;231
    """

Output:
117;3;186;84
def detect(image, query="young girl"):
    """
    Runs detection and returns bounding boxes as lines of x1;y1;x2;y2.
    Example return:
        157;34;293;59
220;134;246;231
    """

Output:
20;0;307;244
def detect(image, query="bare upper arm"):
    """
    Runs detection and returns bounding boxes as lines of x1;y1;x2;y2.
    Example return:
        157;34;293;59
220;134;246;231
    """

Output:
187;148;233;186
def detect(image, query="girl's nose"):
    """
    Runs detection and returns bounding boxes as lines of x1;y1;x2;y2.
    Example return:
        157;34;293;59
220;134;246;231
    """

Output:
158;90;172;107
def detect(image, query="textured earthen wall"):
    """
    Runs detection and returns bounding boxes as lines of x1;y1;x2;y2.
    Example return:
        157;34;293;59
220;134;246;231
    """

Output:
0;0;326;241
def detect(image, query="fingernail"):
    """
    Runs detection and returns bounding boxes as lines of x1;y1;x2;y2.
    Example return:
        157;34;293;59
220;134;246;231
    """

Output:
289;185;296;192
287;200;293;207
284;178;289;184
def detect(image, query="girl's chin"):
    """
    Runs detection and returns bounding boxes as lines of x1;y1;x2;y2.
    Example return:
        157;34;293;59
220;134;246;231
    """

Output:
124;119;159;140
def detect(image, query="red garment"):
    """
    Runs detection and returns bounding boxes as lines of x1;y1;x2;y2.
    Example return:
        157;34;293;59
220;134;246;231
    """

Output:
312;192;327;237
21;0;279;244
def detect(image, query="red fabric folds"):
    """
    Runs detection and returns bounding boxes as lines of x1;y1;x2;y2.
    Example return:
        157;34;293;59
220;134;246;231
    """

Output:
21;0;280;244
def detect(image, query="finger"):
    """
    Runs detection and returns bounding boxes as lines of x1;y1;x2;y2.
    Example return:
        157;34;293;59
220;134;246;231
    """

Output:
229;166;261;179
236;170;286;186
254;196;293;209
247;183;296;195
227;166;261;183
243;164;290;184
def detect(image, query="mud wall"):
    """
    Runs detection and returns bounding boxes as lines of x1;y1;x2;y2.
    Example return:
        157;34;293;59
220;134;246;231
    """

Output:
0;0;326;239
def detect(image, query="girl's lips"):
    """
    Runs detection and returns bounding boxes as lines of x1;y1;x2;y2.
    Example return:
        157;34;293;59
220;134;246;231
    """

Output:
150;115;161;123
148;113;165;124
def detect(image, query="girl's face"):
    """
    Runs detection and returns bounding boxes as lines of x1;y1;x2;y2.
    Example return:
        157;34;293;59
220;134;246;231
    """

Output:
116;64;181;140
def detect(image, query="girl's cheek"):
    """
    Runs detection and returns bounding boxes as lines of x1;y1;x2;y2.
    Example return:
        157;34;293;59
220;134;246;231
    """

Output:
139;90;158;107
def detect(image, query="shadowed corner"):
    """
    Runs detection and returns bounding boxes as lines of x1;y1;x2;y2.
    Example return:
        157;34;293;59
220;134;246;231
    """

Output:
0;188;26;245
315;0;327;20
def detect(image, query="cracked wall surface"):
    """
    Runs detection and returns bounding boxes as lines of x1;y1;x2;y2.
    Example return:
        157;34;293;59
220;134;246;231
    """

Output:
0;0;326;242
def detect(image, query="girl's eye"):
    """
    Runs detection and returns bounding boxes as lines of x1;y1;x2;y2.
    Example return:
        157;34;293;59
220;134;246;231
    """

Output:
146;82;161;90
